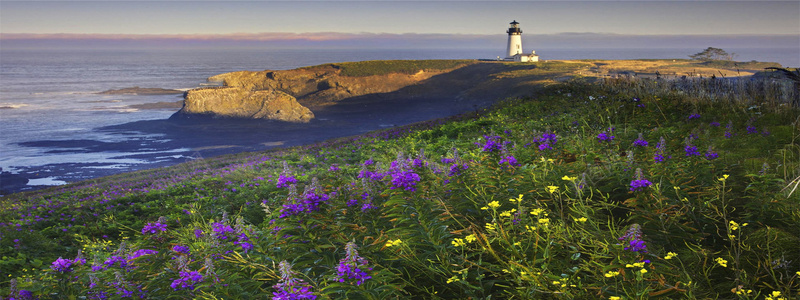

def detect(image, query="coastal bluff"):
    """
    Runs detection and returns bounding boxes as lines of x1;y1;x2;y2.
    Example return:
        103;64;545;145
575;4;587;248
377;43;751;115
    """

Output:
176;87;314;122
171;60;474;122
170;59;780;122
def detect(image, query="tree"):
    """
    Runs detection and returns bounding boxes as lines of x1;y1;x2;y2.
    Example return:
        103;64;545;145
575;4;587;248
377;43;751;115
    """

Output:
689;47;734;61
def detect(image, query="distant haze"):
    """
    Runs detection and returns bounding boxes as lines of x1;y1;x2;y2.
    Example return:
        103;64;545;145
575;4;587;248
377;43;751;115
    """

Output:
2;32;798;51
1;1;798;63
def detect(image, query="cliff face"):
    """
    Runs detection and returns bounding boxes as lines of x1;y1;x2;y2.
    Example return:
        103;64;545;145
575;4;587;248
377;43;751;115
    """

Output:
173;87;314;122
207;65;450;106
175;63;460;121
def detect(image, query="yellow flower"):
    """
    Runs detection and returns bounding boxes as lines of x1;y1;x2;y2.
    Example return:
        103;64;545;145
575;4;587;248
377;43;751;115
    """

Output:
625;262;645;268
562;175;577;181
575;217;588;223
639;269;648;274
446;275;459;284
715;257;728;268
509;194;524;203
451;238;466;247
525;225;537;232
487;201;500;209
530;208;546;216
604;271;620;277
718;174;729;182
729;220;740;231
538;218;550;225
385;239;403;247
513;241;521;246
499;209;516;217
664;252;677;260
547;186;559;194
609;297;622;300
480;206;489;210
485;223;496;231
465;234;477;243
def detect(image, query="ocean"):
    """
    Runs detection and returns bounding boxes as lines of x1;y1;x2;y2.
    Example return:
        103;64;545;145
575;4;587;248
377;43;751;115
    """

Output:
1;47;797;194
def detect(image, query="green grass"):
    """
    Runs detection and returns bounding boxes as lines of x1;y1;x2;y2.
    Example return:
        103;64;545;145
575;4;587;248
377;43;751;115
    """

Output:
2;78;799;299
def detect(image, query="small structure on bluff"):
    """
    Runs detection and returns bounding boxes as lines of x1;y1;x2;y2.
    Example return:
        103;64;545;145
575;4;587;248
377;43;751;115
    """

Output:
504;20;539;62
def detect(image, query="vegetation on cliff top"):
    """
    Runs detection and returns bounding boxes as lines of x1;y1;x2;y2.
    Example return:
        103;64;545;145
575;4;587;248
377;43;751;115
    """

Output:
311;59;475;77
2;62;799;299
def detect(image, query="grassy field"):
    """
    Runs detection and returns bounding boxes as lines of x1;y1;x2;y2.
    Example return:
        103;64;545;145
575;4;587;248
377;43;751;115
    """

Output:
1;62;799;299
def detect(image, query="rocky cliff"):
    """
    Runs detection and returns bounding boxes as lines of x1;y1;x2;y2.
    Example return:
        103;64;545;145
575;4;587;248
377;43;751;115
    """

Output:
206;64;457;105
173;61;472;121
172;87;314;122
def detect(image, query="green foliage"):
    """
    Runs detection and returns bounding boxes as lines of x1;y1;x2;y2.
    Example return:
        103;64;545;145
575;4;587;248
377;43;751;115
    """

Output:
689;47;734;61
2;78;800;299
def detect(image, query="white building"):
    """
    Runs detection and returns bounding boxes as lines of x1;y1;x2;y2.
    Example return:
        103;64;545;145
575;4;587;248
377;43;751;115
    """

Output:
504;20;539;62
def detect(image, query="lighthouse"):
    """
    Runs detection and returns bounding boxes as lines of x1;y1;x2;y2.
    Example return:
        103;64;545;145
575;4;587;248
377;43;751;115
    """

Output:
506;20;523;57
503;20;539;62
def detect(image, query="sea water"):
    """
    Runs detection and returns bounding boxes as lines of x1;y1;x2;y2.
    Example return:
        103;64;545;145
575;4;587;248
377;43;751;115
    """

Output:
1;47;797;193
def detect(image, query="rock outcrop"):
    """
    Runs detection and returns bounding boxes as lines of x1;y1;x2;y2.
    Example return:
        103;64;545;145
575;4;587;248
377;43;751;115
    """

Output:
172;87;314;122
207;65;456;106
174;63;468;121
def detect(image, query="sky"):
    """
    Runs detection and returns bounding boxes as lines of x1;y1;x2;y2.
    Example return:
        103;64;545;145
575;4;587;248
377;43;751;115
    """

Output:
1;1;798;49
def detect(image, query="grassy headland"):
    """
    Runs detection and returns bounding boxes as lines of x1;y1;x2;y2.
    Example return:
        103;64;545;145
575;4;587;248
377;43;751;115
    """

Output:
1;59;799;299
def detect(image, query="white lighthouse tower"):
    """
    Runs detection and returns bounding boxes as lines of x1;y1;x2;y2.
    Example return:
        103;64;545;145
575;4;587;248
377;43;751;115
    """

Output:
506;20;523;57
504;20;539;62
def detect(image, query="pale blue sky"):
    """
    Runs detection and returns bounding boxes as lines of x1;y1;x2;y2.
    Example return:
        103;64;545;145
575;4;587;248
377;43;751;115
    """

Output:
2;1;799;36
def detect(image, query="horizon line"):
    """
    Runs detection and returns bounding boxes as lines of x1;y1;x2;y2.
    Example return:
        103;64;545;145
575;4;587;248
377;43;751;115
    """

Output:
3;32;797;41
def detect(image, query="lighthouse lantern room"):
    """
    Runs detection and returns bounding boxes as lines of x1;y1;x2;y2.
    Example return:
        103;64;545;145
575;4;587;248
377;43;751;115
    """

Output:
504;20;539;62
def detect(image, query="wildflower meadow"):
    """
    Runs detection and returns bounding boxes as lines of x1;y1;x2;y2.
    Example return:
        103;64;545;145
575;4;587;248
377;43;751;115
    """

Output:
1;75;799;299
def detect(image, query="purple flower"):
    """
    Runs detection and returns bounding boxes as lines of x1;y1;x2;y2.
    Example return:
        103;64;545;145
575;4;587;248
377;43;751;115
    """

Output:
688;113;701;120
654;136;671;163
448;163;469;177
684;138;701;157
538;143;552;151
171;271;203;291
104;255;128;269
629;168;652;192
709;121;721;127
597;128;615;142
127;249;158;261
480;135;503;152
273;261;317;300
276;174;297;189
626;239;648;252
172;245;190;254
336;242;372;285
704;146;719;160
50;257;73;273
632;133;648;147
277;161;297;188
498;155;519;167
629;179;653;191
619;224;647;253
211;221;235;240
746;125;758;134
141;222;167;235
328;164;339;172
361;202;378;211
